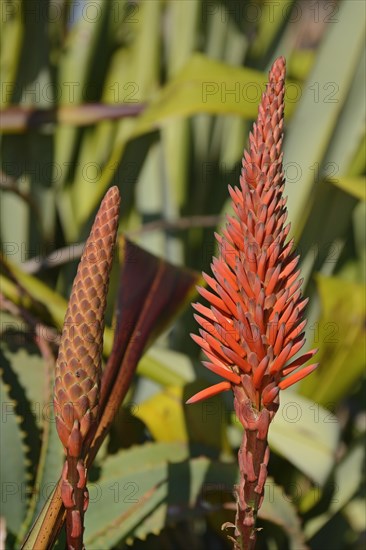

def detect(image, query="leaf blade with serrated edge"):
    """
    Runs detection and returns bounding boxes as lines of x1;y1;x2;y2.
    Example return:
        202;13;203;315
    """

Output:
0;374;28;535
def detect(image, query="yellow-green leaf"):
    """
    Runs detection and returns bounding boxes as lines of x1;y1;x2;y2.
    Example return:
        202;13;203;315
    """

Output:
300;274;366;405
327;176;366;201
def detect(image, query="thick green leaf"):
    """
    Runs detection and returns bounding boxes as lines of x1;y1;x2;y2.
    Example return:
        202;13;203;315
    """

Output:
135;142;167;258
304;440;365;538
0;180;29;266
0;0;23;108
0;311;63;543
130;457;237;544
162;0;200;209
288;50;315;82
269;392;339;485
352;201;366;283
0;326;44;429
158;1;201;261
86;442;307;548
0;104;144;132
135;54;269;129
0;256;73;332
259;477;307;550
321;46;366;179
300;274;366;406
284;0;365;236
349;133;366;177
84;442;189;547
16;355;64;545
328;176;366;201
1;0;59;261
343;497;366;534
84;442;237;548
53;0;109;181
134;384;231;455
31;422;63;517
70;0;162;237
20;483;64;550
250;0;294;61
294;43;365;283
73;53;296;228
140;346;196;385
0;369;28;534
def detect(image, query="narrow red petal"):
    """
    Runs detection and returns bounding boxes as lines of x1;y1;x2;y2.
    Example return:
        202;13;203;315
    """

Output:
202;361;241;384
278;300;295;326
286;337;305;362
218;327;246;358
253;356;269;390
192;302;217;321
221;345;251;373
257;252;267;281
262;383;280;407
194;315;227;345
269;342;292;374
273;323;286;355
197;286;231;315
204;349;233;369
186;381;232;404
269;289;289;320
191;333;226;363
285;319;307;342
279;363;319;390
282;348;318;376
201;331;231;362
266;264;281;295
215;284;239;318
286;268;301;289
212;257;237;288
279;256;299;280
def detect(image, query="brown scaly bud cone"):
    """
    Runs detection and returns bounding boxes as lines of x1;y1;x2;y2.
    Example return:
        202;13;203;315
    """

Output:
54;186;120;550
187;58;318;549
54;185;120;455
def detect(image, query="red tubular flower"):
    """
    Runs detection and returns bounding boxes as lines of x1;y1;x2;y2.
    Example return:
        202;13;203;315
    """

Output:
187;57;318;549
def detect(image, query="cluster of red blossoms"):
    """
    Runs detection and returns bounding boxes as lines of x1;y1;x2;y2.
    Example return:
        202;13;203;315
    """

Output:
187;57;318;408
187;57;318;549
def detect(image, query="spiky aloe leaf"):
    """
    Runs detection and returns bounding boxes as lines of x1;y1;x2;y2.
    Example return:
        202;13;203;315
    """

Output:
83;442;238;549
0;371;29;535
0;313;64;545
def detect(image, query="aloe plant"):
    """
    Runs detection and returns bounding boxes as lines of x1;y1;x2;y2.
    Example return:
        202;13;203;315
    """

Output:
187;57;318;549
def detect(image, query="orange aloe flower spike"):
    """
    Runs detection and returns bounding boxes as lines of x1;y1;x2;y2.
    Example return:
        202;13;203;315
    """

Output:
187;57;318;549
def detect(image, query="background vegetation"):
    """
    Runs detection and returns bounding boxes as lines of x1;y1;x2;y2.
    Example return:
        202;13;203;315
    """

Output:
0;0;365;548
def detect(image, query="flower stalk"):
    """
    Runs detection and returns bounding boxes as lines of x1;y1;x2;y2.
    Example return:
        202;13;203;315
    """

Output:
53;186;120;549
187;57;318;549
